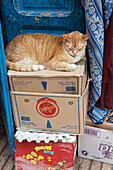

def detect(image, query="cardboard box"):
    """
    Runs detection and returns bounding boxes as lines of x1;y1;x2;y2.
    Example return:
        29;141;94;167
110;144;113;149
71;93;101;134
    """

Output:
78;125;113;164
14;131;77;170
10;80;89;135
8;59;87;95
86;110;113;130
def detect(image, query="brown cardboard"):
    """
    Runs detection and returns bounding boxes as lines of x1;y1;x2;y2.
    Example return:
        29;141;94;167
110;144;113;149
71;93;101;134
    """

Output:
8;59;87;95
10;81;89;135
86;110;113;130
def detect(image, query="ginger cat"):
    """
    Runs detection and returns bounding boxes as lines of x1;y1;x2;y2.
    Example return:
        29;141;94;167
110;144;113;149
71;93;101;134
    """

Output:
5;31;89;72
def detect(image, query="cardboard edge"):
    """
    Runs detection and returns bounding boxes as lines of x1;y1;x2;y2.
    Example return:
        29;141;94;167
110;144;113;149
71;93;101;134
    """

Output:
86;116;113;131
79;80;89;134
10;92;20;128
8;70;84;77
16;127;81;135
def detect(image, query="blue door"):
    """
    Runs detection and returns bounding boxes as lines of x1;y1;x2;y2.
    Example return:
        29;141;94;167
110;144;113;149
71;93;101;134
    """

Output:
1;0;84;44
0;0;85;158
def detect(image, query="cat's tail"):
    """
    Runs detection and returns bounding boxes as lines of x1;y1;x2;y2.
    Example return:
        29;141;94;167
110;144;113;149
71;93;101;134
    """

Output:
6;59;45;71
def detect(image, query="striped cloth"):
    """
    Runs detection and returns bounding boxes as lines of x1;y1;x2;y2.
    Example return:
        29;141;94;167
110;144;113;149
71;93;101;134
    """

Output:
84;0;113;124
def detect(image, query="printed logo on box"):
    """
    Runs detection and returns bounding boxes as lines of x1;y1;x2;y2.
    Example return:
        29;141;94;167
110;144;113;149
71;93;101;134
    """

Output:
99;143;113;159
36;97;59;118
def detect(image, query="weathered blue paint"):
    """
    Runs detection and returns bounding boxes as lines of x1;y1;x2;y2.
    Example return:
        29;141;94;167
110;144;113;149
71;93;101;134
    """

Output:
1;0;84;45
0;0;85;158
0;20;15;158
14;0;74;17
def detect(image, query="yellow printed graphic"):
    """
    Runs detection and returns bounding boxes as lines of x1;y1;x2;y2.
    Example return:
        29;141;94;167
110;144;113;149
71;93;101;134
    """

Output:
21;145;55;166
35;146;52;151
26;154;33;160
45;167;55;170
30;160;37;165
47;157;51;162
31;151;37;157
34;158;37;161
38;155;44;160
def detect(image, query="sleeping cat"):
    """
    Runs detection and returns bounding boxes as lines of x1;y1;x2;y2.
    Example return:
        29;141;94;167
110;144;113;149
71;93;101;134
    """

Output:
5;31;89;72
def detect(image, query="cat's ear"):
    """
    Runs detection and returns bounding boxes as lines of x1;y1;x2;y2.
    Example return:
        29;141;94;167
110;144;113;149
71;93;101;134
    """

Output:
63;34;70;41
82;34;90;40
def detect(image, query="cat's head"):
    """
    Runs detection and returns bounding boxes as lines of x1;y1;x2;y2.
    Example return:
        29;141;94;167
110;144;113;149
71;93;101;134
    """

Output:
63;31;89;56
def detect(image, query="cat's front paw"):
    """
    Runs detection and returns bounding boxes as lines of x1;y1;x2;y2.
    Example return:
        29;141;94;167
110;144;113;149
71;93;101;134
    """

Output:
68;64;77;71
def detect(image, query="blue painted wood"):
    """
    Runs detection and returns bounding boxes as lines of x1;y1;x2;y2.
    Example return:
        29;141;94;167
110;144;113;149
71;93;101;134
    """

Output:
14;0;74;16
1;0;84;45
0;0;85;158
0;20;15;158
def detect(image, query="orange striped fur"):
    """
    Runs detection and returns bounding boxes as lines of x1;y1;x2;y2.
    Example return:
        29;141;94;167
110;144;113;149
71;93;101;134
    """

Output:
5;31;89;72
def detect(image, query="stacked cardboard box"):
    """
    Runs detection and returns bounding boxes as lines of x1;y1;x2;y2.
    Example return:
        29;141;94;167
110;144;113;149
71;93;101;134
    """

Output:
78;111;113;164
8;59;89;169
9;59;89;135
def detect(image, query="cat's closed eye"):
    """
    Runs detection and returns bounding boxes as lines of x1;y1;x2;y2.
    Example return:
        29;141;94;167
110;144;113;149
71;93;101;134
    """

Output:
66;42;73;49
5;31;89;72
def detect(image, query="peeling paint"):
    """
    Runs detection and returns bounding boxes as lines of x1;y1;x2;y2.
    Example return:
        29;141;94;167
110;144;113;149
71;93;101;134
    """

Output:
13;10;72;17
35;17;40;22
9;14;16;21
1;0;84;44
13;0;74;17
42;13;51;17
57;13;69;17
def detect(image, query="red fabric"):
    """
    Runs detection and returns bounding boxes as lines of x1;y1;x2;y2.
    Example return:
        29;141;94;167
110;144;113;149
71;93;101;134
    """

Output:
100;11;113;109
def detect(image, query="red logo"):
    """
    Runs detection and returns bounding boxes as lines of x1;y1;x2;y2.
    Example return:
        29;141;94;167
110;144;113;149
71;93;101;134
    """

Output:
36;97;59;118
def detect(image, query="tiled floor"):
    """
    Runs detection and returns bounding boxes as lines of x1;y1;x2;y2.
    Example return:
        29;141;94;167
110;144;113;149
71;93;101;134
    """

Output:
0;115;113;170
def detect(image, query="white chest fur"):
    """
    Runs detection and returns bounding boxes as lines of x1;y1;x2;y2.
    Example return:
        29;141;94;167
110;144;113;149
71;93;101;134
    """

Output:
72;47;86;63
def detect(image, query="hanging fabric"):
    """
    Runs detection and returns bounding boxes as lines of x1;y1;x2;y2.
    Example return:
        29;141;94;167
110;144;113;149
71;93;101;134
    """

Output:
100;11;113;109
84;0;113;124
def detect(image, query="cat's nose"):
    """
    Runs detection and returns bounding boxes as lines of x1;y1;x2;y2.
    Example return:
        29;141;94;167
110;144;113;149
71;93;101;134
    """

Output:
74;50;78;55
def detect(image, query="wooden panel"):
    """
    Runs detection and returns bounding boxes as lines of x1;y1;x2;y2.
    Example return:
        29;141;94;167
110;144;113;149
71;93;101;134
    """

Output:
0;136;8;153
1;0;84;45
90;160;102;170
75;156;82;169
79;158;91;170
2;155;14;170
0;126;5;138
14;0;74;17
0;144;11;169
101;163;112;170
